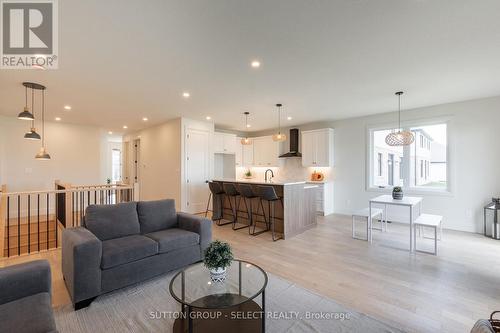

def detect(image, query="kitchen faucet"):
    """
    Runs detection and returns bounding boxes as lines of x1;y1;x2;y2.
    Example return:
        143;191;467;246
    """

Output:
265;169;274;183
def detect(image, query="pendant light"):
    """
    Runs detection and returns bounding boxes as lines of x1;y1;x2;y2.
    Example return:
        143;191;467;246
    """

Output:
272;103;287;142
24;86;41;140
385;91;414;146
35;89;51;160
18;84;34;120
240;112;252;145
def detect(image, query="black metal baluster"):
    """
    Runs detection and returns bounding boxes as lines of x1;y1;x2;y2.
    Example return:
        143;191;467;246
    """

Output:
46;193;49;250
17;195;20;255
37;194;40;251
94;190;97;205
7;197;10;257
71;192;74;227
28;195;31;254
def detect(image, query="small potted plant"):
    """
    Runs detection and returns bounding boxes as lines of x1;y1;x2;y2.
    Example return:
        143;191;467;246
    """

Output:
203;240;234;282
244;169;253;179
392;186;403;200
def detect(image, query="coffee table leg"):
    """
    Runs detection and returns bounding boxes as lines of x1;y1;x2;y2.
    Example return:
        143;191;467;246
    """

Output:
188;305;193;333
262;289;266;333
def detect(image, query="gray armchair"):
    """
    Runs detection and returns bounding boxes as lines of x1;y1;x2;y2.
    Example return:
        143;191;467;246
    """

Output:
63;199;212;309
0;260;57;333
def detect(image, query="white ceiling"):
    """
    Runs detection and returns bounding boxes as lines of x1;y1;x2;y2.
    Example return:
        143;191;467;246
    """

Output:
1;0;500;133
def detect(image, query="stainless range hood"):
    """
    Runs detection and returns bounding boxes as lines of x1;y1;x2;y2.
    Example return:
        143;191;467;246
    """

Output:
279;128;302;158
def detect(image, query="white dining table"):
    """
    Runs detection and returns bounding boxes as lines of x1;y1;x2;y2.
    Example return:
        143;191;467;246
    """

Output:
369;195;423;252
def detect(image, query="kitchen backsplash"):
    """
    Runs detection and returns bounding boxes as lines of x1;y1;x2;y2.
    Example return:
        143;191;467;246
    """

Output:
236;158;333;182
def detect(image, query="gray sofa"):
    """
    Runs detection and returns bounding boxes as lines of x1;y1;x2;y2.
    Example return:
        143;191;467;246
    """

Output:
62;199;212;309
0;260;57;333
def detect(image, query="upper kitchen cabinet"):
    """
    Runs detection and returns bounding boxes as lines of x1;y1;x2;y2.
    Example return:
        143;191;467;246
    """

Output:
253;136;279;167
242;141;254;166
214;132;237;154
235;138;243;166
301;128;334;167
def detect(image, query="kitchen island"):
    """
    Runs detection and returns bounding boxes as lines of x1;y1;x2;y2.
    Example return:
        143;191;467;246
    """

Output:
211;179;318;239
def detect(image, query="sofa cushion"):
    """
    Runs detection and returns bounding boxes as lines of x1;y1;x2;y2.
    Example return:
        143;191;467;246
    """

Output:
145;228;200;253
101;235;158;269
137;199;178;234
0;292;57;333
85;202;140;241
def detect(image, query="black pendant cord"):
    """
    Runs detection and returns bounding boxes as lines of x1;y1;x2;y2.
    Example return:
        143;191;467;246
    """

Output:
41;90;45;147
277;104;282;135
31;87;35;128
398;93;401;131
245;112;249;139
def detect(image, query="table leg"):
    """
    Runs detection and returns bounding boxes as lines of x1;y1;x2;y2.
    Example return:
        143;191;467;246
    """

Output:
188;305;193;333
384;204;387;232
262;289;266;333
484;208;487;236
410;206;413;253
368;202;372;243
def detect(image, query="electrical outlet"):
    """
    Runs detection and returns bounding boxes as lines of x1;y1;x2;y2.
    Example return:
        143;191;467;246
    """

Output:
346;199;351;206
465;208;473;219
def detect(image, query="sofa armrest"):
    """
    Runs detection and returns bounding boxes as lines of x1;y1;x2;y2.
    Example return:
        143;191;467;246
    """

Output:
0;260;51;305
62;227;102;304
178;212;212;253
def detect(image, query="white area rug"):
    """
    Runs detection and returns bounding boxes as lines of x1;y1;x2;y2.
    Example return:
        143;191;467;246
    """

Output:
54;271;404;333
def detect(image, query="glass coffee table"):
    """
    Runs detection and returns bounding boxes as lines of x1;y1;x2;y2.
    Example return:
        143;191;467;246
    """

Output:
169;259;268;333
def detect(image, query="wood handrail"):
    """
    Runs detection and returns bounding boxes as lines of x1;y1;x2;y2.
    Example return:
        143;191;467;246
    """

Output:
0;185;134;197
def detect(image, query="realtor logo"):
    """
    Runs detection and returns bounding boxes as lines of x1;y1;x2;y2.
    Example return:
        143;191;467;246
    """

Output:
1;0;58;69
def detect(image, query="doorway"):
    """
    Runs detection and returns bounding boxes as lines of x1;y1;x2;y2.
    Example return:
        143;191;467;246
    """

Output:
185;128;210;214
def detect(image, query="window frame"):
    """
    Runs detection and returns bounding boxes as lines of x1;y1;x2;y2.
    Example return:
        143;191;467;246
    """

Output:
366;117;452;196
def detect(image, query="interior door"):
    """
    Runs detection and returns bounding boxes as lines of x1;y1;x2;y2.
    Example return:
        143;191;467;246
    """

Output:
186;129;210;214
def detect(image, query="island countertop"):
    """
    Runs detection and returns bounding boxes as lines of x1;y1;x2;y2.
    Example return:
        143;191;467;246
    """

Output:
211;179;317;239
212;178;307;186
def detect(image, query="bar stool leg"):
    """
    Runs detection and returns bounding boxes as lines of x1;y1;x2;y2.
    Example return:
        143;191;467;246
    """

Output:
251;199;269;236
216;195;234;226
232;196;248;230
270;201;283;242
204;192;212;218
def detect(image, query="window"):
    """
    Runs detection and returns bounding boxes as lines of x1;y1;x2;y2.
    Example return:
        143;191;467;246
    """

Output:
369;123;448;191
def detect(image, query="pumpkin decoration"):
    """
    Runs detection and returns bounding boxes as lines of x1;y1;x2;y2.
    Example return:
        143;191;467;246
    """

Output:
311;171;324;181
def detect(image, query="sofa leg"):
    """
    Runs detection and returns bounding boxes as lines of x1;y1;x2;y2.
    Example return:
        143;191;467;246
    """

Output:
74;297;97;310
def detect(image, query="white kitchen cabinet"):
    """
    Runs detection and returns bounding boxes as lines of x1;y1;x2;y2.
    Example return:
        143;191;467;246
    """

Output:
301;128;334;167
242;141;254;166
214;132;237;154
253;136;279;167
235;138;243;167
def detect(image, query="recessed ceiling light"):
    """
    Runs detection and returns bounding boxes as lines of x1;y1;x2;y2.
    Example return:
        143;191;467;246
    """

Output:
54;117;61;121
64;105;71;110
246;124;251;128
206;116;211;120
123;125;128;129
108;131;113;135
251;60;261;68
287;116;292;120
182;92;190;98
142;117;148;121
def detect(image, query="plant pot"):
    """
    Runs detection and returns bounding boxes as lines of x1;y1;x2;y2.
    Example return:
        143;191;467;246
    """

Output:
392;190;403;200
209;267;227;283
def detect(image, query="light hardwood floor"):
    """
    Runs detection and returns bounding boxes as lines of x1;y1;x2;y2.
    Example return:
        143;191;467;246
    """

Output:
1;214;499;333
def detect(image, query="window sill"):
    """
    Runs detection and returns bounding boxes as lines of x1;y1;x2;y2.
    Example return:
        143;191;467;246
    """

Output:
366;186;453;197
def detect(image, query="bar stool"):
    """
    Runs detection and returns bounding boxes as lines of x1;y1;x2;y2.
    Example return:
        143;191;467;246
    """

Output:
222;183;247;230
205;182;232;226
257;185;283;241
238;184;264;235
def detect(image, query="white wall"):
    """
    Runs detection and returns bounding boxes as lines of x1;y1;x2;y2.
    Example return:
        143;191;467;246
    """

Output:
124;118;182;206
124;117;214;212
0;115;106;191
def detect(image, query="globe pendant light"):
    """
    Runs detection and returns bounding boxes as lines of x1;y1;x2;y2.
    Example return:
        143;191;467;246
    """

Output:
35;89;51;160
240;112;252;145
24;86;41;140
385;91;414;146
272;103;287;142
18;84;34;120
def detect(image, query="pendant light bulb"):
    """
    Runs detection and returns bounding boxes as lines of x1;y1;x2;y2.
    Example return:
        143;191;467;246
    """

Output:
272;103;287;142
241;111;253;145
